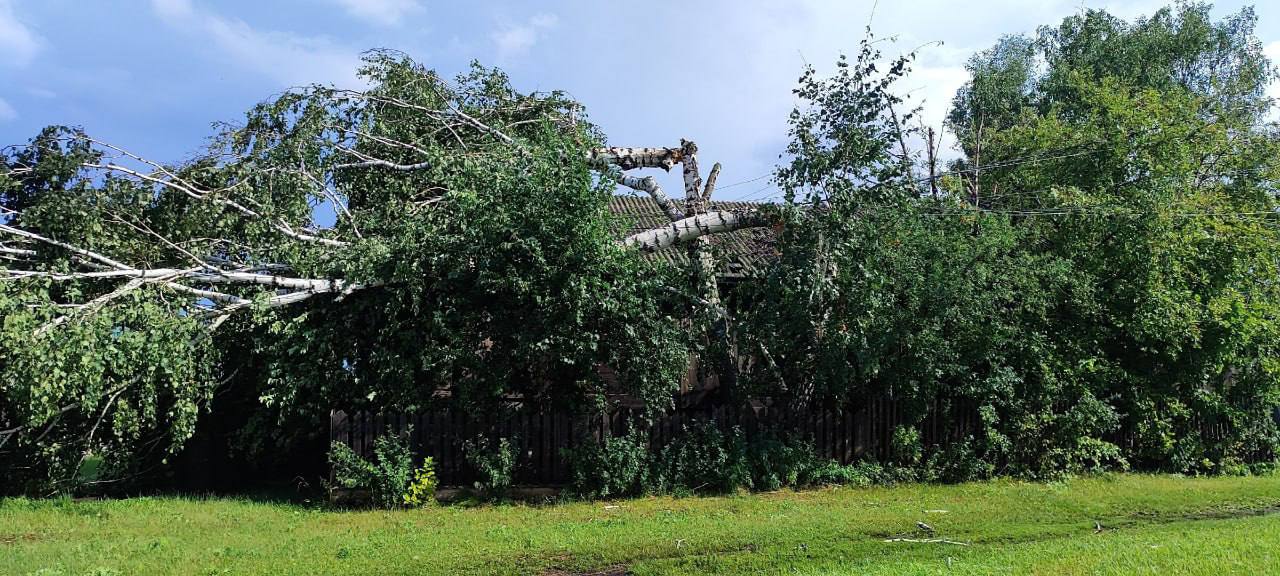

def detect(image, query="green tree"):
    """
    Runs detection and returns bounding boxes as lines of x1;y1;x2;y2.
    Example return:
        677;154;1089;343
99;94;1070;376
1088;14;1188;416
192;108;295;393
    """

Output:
747;3;1280;478
0;55;715;494
952;3;1280;473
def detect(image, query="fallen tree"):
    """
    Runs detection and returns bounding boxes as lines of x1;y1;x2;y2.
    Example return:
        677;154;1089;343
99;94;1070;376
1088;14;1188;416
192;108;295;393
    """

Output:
0;138;769;323
0;53;777;493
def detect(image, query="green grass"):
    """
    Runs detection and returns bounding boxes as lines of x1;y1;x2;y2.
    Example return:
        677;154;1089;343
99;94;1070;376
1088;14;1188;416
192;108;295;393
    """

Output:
3;474;1279;575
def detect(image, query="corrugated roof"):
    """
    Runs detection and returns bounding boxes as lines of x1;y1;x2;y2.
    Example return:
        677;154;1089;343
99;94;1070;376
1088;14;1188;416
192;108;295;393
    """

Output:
609;195;777;277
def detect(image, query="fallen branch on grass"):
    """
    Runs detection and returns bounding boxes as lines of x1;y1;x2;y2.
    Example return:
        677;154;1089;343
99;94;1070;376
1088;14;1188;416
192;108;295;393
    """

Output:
882;537;971;546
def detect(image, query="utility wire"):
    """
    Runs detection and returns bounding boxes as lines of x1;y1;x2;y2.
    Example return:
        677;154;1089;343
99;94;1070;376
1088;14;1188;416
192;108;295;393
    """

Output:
713;173;772;191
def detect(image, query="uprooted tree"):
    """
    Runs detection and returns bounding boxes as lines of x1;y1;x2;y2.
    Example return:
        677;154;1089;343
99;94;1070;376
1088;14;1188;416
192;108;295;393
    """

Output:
4;2;1280;495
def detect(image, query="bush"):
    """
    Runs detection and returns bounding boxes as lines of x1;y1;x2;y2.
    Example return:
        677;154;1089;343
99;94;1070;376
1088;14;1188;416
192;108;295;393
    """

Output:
403;457;438;507
923;439;995;483
743;433;888;489
889;426;923;468
566;421;891;498
651;421;750;494
808;459;890;486
464;436;515;500
328;431;416;508
565;427;652;499
746;434;814;491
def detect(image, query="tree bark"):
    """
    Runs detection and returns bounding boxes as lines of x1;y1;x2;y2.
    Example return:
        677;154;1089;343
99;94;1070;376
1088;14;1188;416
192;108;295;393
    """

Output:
614;171;683;222
621;209;767;252
588;147;683;171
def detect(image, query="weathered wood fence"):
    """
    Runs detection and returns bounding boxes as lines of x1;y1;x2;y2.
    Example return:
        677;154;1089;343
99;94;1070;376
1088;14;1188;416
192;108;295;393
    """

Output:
330;395;977;487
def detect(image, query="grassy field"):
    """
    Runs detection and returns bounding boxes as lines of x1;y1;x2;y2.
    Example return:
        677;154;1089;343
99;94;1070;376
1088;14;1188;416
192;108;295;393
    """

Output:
2;475;1279;575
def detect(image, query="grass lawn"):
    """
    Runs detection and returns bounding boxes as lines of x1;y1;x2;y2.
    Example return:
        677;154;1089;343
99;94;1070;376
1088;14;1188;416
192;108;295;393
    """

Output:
3;474;1279;575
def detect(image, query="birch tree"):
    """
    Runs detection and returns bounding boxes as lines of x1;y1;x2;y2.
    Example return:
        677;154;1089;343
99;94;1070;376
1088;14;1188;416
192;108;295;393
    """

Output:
0;53;769;493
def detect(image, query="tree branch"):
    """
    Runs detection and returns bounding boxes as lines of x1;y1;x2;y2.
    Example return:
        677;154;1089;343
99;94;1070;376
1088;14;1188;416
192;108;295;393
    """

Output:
613;169;683;222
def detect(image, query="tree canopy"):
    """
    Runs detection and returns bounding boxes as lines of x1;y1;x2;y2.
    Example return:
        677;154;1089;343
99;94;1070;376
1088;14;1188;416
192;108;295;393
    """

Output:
740;2;1280;478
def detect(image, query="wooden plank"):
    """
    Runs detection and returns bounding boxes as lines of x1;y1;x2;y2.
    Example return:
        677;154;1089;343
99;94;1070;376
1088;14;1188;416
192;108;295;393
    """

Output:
541;408;552;484
446;406;458;484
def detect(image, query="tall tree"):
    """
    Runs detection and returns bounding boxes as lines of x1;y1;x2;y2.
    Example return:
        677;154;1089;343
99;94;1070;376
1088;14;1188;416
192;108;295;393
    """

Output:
950;2;1280;472
743;3;1280;478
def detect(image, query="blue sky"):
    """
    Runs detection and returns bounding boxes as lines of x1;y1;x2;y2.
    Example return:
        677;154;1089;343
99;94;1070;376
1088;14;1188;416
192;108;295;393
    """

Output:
2;0;1277;203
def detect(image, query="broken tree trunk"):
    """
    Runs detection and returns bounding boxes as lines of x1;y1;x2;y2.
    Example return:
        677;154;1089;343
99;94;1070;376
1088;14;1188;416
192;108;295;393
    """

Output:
594;144;772;253
588;147;684;171
621;209;768;252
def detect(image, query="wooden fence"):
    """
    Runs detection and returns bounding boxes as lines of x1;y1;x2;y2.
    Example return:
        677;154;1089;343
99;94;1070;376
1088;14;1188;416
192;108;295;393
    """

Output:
330;395;977;487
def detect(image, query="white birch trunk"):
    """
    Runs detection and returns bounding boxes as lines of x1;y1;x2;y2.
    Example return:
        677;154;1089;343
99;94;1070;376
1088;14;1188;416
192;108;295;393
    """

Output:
615;172;683;222
622;210;766;253
588;147;683;171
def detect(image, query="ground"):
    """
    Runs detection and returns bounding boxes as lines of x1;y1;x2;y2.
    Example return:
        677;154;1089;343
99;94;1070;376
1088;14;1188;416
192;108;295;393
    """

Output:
2;474;1279;575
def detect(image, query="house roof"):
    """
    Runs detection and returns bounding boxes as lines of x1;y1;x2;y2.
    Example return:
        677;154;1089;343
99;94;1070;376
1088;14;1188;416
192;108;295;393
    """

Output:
609;195;777;277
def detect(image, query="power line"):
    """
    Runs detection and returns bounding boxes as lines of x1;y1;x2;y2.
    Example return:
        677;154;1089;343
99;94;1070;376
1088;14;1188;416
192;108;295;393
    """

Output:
739;183;781;203
918;207;1280;218
713;172;773;191
914;147;1103;184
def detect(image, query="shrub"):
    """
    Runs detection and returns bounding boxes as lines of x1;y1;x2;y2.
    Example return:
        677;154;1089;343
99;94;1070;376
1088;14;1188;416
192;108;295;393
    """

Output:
923;439;995;483
805;459;888;487
651;421;750;494
889;426;923;468
328;431;416;508
464;436;515;500
565;427;652;499
566;421;893;498
741;433;889;489
746;434;814;491
1064;437;1128;476
403;457;438;507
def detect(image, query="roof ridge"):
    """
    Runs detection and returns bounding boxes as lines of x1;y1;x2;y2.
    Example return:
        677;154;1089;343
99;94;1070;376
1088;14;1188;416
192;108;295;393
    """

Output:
609;195;768;207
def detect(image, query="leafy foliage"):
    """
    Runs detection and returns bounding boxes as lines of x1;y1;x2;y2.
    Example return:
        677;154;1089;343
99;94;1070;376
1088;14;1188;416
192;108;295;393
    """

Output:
328;431;416;509
741;3;1280;479
1;54;687;494
239;56;688;420
403;457;438;507
327;432;437;508
565;426;653;499
0;127;221;494
565;422;886;498
463;436;516;500
5;4;1279;497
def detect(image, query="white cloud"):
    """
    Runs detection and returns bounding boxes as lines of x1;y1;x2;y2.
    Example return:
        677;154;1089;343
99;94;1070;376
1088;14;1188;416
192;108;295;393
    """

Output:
0;0;41;67
492;13;557;60
900;61;971;158
202;18;363;87
150;0;194;21
1266;41;1280;61
150;0;363;88
0;97;16;122
328;0;422;27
